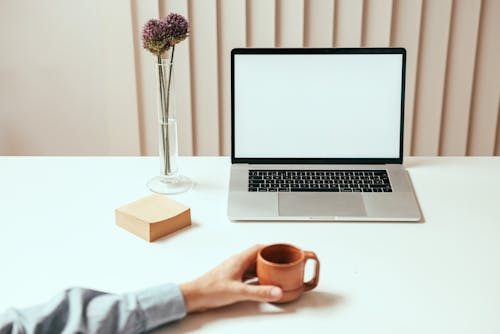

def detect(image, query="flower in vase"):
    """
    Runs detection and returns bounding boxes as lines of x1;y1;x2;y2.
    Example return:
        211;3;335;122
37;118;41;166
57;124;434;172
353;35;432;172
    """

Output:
163;13;189;45
141;13;189;57
141;13;190;179
141;19;171;56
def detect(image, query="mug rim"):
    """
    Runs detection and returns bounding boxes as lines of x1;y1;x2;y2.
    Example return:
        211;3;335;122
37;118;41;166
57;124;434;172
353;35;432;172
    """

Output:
258;243;304;267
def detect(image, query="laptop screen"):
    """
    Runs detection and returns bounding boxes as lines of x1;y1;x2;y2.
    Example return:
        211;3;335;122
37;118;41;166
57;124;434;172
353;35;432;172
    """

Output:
232;48;405;163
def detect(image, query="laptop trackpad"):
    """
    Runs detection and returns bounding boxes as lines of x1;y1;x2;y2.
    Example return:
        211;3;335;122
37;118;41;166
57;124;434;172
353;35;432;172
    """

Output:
278;193;366;217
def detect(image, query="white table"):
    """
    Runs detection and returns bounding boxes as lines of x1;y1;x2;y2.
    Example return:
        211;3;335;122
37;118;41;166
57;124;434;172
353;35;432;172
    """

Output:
1;157;499;333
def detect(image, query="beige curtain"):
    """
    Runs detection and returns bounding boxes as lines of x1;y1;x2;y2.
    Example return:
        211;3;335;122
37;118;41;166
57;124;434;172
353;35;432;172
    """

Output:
132;0;499;157
1;0;498;156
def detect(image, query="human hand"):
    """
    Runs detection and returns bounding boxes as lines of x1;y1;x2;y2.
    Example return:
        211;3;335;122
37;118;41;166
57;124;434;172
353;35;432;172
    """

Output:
179;245;283;313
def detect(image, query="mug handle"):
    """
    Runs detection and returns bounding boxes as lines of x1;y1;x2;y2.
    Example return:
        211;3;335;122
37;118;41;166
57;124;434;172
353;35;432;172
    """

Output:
303;251;320;291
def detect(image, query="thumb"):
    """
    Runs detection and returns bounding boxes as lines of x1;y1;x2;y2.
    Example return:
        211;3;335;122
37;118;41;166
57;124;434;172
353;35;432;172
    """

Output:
239;284;283;302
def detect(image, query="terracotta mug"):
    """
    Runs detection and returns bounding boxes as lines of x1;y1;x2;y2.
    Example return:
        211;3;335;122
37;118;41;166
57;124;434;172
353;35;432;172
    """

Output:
257;243;320;303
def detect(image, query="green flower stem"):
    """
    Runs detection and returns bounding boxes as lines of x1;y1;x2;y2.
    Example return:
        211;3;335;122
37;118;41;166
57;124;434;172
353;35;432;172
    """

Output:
157;54;171;175
165;45;175;121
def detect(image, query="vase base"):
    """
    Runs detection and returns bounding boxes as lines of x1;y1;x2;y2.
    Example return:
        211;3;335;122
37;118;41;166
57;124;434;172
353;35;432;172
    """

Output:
147;175;193;195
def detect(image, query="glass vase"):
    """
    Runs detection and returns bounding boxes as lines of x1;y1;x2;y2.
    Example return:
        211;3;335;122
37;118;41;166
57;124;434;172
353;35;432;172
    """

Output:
147;57;193;194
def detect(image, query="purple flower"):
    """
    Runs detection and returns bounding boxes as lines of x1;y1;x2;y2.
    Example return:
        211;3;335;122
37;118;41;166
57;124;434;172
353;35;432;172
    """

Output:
163;13;189;45
142;19;170;56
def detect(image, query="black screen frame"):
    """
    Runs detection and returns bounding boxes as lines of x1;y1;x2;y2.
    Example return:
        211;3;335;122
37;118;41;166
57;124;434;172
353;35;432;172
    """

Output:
231;48;406;164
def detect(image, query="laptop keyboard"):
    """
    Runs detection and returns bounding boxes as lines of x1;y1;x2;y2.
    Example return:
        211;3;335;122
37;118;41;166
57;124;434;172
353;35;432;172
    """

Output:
248;170;392;192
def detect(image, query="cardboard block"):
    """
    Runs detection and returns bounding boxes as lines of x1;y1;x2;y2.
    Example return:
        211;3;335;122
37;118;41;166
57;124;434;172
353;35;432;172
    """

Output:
115;194;191;242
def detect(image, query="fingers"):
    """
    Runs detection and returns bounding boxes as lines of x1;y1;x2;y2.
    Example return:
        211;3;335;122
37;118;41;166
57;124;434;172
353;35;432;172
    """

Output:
237;284;283;302
242;262;257;281
238;244;264;262
233;244;265;277
242;272;256;282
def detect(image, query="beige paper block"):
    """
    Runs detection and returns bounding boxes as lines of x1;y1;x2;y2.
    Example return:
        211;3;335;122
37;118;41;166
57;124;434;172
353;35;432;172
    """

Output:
115;194;191;242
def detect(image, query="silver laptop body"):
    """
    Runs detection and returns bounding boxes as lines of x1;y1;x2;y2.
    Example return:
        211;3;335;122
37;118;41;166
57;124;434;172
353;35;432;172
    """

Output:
228;48;421;222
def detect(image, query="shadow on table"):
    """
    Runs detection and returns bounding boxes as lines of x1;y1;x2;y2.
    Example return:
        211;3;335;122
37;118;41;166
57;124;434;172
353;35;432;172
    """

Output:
152;291;343;333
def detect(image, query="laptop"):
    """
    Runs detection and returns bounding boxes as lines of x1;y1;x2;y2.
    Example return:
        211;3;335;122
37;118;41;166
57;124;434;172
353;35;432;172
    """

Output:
227;48;421;222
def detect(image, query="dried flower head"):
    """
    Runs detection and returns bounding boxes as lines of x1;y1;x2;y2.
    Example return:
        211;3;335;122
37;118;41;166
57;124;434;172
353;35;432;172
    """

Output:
163;13;189;45
142;19;170;56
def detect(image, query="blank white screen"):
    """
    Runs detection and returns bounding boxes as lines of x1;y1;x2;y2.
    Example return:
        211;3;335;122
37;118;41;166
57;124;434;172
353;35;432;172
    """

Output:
234;53;403;159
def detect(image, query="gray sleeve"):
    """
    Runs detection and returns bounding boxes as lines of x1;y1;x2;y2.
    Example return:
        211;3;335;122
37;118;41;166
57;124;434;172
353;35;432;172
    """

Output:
0;283;187;334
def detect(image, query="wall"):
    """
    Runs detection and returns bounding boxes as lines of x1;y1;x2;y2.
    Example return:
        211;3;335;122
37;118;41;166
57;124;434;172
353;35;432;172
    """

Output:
0;0;140;155
1;0;499;156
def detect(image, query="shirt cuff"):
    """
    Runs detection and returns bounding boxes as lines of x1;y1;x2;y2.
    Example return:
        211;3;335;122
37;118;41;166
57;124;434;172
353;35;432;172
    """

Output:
135;283;187;331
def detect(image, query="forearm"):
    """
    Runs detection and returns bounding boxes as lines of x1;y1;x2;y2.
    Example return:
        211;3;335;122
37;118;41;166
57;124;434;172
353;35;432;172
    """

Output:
0;284;186;334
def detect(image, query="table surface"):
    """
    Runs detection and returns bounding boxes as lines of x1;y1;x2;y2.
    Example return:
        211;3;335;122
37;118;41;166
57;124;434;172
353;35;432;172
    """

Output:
1;157;499;334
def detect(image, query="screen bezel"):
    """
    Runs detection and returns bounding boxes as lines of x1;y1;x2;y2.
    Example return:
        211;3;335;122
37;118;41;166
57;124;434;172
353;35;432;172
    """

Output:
231;48;406;164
